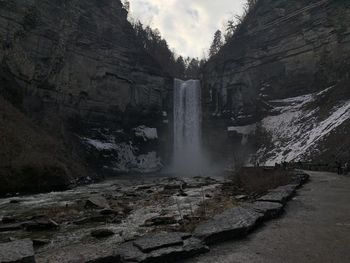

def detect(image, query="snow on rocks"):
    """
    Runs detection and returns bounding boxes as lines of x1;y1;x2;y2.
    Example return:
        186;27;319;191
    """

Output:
133;126;158;141
82;136;162;173
227;124;256;135
227;124;256;145
256;86;350;165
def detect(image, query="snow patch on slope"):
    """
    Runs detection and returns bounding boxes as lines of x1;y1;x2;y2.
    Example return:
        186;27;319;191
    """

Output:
82;137;162;173
257;87;350;165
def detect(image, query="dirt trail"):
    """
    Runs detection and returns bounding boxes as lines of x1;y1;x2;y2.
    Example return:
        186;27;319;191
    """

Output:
185;171;350;263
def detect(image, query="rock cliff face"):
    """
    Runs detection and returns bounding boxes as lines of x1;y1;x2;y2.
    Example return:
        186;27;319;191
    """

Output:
0;95;86;196
0;0;172;175
202;0;350;165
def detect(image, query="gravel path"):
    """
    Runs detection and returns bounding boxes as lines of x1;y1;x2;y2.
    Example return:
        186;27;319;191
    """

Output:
185;171;350;263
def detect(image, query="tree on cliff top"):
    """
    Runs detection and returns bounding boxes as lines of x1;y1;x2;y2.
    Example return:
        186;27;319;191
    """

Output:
209;30;224;58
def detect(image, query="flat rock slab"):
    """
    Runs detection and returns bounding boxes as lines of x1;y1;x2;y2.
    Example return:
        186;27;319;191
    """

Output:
0;239;35;263
258;188;294;205
36;243;120;263
117;237;208;262
193;207;264;244
133;232;184;253
248;202;284;219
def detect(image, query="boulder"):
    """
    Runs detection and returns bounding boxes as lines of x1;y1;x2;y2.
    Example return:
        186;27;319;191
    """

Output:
0;239;35;263
193;207;264;244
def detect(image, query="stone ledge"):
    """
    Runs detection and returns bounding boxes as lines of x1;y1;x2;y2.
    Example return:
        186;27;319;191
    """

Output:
193;207;264;244
116;234;209;263
247;201;284;220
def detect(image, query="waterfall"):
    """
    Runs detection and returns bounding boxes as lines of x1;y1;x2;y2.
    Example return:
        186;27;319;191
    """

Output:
173;79;204;175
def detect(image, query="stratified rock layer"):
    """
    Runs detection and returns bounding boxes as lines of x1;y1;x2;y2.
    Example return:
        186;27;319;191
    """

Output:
0;0;172;182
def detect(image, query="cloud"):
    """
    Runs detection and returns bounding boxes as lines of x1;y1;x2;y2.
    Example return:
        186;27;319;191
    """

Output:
128;0;246;58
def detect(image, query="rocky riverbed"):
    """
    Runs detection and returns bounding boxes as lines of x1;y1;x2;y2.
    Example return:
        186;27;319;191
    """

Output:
0;174;226;260
0;169;306;262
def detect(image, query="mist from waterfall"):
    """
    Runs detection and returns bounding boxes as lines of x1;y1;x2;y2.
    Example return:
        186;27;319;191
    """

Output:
173;79;205;175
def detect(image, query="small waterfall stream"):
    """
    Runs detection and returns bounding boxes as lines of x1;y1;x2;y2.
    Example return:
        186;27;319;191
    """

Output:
173;79;204;174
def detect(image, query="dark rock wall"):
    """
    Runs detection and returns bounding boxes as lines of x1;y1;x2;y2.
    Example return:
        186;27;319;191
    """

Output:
0;0;173;174
202;0;350;165
0;0;171;125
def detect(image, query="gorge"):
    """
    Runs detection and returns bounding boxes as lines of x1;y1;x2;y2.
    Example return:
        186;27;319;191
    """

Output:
0;0;349;199
0;0;350;262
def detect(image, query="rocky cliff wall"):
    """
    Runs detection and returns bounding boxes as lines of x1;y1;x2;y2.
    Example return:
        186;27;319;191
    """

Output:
0;0;171;122
203;0;350;122
202;0;350;165
0;0;172;175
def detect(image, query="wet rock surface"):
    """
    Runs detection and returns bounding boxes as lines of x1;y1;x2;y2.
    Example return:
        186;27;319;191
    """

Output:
194;207;264;244
0;239;35;263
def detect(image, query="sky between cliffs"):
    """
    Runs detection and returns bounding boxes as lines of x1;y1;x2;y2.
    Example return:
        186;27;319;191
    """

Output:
128;0;246;58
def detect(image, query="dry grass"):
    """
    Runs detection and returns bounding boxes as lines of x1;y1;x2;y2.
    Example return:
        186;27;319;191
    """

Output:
177;167;293;233
231;167;293;195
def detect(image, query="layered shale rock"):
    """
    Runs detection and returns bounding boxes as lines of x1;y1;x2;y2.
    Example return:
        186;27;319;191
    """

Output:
0;0;171;177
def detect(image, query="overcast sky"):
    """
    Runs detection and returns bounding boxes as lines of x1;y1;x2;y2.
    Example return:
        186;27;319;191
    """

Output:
127;0;246;58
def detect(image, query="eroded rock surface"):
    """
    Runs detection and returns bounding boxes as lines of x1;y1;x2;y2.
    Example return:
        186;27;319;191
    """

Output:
0;239;35;263
194;207;264;244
